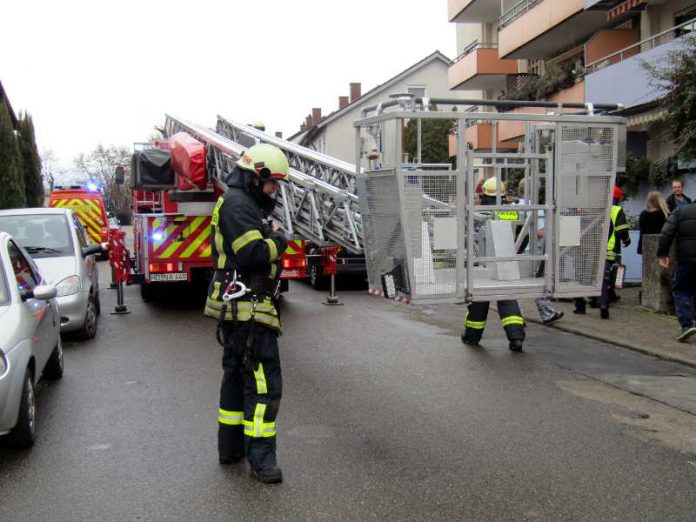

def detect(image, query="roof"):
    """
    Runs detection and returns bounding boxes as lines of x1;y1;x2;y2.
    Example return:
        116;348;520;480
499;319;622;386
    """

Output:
0;79;19;130
0;207;72;216
288;50;452;143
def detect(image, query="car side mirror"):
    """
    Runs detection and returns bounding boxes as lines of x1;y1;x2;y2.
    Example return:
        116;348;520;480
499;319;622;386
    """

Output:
23;284;58;301
82;244;102;257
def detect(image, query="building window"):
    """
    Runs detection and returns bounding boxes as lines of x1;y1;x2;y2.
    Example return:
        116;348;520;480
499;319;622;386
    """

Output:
407;86;426;99
675;5;696;37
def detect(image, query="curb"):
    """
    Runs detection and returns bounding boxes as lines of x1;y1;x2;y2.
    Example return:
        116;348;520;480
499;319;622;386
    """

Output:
528;318;696;369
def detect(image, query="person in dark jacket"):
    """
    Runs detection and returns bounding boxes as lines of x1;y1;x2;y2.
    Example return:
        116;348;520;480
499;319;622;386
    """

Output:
574;186;630;319
657;201;696;341
204;143;289;483
666;179;692;213
638;191;669;255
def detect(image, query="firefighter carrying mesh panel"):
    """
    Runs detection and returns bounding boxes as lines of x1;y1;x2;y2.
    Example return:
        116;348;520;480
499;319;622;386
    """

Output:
354;98;626;304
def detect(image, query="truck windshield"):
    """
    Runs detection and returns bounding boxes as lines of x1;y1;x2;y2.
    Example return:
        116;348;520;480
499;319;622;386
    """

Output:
0;215;74;258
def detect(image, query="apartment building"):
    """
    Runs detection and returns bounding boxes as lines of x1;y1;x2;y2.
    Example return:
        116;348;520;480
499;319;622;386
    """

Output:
447;0;696;163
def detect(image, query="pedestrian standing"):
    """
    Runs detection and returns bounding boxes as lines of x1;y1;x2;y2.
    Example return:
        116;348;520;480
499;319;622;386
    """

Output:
462;178;526;351
637;191;669;255
666;179;692;213
657;201;696;341
204;144;289;483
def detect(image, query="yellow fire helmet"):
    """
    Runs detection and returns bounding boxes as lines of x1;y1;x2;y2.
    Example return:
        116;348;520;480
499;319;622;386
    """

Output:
237;143;289;182
482;177;506;196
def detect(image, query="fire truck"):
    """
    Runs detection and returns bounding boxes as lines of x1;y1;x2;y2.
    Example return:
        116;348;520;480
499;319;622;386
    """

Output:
49;185;110;259
129;133;311;301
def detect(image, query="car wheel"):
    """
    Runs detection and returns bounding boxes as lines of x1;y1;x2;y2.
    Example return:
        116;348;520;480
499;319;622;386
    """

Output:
6;371;36;449
43;338;64;380
76;295;98;340
95;291;102;316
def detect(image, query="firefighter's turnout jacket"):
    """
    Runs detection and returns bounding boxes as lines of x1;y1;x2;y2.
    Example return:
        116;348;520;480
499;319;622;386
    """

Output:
204;168;288;331
206;165;288;472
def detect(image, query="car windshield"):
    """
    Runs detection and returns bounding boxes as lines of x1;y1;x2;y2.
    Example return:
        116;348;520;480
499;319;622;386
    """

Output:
0;215;74;258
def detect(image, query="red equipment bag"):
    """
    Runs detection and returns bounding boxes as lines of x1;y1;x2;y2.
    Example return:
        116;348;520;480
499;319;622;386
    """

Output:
169;132;207;190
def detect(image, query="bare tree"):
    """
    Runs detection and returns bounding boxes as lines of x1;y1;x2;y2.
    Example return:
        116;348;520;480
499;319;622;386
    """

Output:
73;144;132;218
40;148;61;194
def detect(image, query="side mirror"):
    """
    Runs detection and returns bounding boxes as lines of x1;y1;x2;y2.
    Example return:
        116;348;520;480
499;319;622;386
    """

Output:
82;244;102;257
25;284;57;301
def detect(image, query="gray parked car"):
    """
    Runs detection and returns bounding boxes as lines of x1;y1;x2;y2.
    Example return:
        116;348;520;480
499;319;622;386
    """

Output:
0;208;102;339
0;231;63;449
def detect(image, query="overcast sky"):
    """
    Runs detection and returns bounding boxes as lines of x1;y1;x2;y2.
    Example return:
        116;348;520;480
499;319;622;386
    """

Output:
1;0;456;171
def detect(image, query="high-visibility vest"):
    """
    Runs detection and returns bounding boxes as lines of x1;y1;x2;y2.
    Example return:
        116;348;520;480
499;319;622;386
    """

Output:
495;210;520;221
606;205;628;261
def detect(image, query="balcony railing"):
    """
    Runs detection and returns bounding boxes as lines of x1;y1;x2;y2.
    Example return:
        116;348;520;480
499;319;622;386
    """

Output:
585;17;696;73
499;0;541;29
452;41;499;64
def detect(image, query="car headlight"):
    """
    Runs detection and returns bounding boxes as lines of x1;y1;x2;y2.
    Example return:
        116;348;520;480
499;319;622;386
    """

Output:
0;349;8;378
55;275;82;297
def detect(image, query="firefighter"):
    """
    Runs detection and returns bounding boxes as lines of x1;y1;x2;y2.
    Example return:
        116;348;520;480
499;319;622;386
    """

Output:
574;186;630;319
204;143;289;484
461;178;526;351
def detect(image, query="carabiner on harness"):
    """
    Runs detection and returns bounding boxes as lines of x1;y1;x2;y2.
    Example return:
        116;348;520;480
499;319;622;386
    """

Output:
222;271;249;301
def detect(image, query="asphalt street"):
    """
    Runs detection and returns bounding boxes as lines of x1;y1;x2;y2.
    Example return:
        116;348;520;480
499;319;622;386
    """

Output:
1;263;696;521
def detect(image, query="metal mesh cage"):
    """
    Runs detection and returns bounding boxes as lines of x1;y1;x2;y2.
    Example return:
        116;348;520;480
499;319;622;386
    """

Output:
355;108;624;304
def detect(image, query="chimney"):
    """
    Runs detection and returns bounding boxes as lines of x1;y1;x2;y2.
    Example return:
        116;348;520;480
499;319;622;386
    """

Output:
350;82;361;103
312;107;322;124
275;131;283;139
339;96;349;109
305;115;312;128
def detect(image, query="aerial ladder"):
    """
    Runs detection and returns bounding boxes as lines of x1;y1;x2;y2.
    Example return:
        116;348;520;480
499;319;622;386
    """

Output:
118;95;625;306
163;116;366;293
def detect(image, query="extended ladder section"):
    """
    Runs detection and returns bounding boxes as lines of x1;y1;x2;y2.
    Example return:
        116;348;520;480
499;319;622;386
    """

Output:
164;115;363;254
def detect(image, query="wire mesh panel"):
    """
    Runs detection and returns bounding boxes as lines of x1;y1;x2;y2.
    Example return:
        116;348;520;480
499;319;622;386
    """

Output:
398;171;458;301
356;170;410;297
555;123;617;297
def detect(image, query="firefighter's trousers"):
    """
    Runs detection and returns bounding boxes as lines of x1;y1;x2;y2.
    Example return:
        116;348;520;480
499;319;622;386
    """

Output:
463;300;525;344
218;322;282;471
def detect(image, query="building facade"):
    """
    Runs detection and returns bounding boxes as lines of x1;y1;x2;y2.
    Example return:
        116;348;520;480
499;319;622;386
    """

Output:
448;0;695;173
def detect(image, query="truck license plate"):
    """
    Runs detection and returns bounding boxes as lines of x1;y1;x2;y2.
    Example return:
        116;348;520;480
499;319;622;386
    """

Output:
150;272;188;282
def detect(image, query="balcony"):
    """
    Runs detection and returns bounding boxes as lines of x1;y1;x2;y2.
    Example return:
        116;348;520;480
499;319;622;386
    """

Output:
448;42;519;91
497;81;586;142
498;0;609;59
585;18;695;109
448;0;500;23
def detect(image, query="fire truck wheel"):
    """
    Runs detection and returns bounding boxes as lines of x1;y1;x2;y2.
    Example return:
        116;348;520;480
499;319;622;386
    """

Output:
308;261;327;290
76;295;98;340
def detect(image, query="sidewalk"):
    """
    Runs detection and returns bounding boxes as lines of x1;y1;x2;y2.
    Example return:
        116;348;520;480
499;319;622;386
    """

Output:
521;286;696;368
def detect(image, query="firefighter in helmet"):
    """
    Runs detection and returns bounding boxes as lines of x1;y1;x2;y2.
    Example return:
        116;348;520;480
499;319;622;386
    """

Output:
461;177;526;351
205;143;289;483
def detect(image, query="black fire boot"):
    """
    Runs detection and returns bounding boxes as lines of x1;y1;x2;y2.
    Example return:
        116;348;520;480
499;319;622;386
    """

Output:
251;465;283;484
